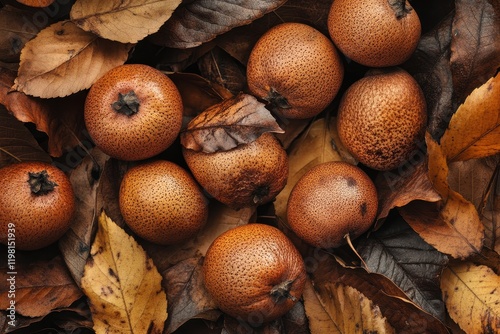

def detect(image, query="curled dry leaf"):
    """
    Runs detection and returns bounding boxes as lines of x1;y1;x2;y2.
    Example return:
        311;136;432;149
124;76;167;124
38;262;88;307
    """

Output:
180;92;283;153
149;0;288;49
441;261;500;334
13;20;132;98
81;212;167;334
70;0;182;44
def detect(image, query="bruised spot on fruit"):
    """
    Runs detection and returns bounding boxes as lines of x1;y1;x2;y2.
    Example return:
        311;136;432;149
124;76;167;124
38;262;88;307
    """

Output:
360;202;368;216
346;176;357;187
112;90;140;116
28;170;58;195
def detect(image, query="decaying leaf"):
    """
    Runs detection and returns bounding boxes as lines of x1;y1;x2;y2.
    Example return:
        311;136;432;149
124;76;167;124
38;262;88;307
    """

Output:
440;73;500;162
482;163;500;253
180;93;283;153
81;212;167;334
441;261;500;334
149;0;288;49
0;256;82;318
0;105;51;167
70;0;182;44
302;279;341;334
13;20;132;98
356;216;449;320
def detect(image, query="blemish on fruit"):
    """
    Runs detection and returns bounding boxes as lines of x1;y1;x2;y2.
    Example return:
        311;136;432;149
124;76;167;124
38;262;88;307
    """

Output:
346;176;357;187
360;202;367;216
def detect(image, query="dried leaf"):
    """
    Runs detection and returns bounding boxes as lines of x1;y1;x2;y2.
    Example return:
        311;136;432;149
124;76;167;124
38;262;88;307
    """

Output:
482;164;500;253
180;93;283;153
13;20;131;98
0;105;51;167
440;73;500;162
450;0;500;105
274;118;346;223
81;212;167;334
149;0;287;49
441;262;500;334
70;0;182;44
356;215;449;320
163;257;218;333
0;256;82;318
302;279;341;334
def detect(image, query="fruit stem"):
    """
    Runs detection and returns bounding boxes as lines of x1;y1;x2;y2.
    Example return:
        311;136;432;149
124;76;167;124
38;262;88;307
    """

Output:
112;90;140;116
270;280;297;304
387;0;413;19
28;170;58;195
265;87;292;111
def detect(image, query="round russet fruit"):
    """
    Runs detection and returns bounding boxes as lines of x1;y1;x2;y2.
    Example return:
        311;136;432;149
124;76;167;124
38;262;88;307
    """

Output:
0;161;75;250
287;161;378;249
84;64;183;161
119;160;208;245
182;133;288;210
337;67;427;171
327;0;421;67
203;223;306;323
246;22;344;119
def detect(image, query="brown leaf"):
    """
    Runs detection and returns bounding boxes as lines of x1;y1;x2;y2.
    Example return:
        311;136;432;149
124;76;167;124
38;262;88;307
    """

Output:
13;20;132;98
440;73;500;162
0;104;51;167
180;93;283;153
163;257;219;333
450;0;500;105
70;0;182;44
149;0;287;49
302;279;341;334
0;256;82;318
482;164;500;254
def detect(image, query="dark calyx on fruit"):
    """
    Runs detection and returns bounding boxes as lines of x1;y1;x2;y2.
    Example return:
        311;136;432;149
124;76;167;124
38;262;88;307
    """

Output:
112;90;140;116
270;280;297;304
252;184;270;204
388;0;413;19
265;87;292;111
28;170;58;195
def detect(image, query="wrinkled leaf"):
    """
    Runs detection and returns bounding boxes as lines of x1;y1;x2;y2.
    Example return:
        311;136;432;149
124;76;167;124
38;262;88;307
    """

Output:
0;256;82;318
81;212;167;334
441;262;500;334
356;215;449;320
440;73;500;162
180;93;283;153
0;105;51;167
163;257;218;333
274;118;348;223
70;0;182;44
302;279;341;334
450;0;500;105
149;0;288;49
13;20;131;98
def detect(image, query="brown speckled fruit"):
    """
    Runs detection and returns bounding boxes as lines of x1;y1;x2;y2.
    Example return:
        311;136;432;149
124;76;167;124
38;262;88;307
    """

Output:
0;162;75;250
287;161;378;249
84;64;183;161
119;160;208;245
328;0;421;67
247;22;344;119
203;223;306;323
337;67;427;171
182;133;288;210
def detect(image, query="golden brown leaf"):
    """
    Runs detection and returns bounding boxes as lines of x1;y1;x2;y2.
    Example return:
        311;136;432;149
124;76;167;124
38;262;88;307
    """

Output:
441;262;500;334
180;92;283;153
81;212;167;334
70;0;182;44
441;73;500;162
302;279;341;334
13;20;131;98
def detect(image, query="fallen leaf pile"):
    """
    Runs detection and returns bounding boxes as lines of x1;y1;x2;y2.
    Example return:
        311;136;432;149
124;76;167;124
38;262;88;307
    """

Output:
0;0;499;333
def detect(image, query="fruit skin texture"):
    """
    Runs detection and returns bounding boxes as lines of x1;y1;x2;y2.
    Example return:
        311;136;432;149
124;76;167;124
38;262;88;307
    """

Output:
0;162;75;250
203;223;306;323
328;0;421;67
287;161;378;249
119;160;209;245
246;22;344;119
337;67;427;171
84;64;183;161
182;133;288;210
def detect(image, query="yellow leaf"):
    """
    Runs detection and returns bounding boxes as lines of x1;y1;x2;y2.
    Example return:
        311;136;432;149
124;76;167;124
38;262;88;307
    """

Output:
71;0;182;44
13;20;131;98
302;279;341;334
441;73;500;162
441;262;500;334
81;212;167;334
